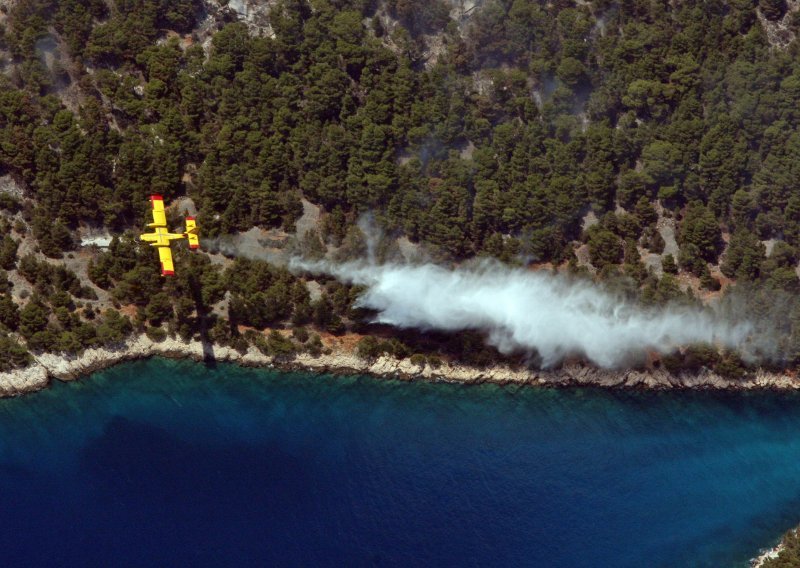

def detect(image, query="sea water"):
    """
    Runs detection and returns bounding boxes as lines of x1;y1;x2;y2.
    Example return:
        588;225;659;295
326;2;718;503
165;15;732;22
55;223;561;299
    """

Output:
0;359;799;567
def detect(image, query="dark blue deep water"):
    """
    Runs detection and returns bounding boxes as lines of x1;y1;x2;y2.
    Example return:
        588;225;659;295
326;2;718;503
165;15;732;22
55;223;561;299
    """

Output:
1;359;800;566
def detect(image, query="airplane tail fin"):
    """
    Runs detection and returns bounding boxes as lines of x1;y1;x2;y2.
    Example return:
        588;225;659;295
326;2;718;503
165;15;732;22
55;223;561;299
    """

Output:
185;217;200;249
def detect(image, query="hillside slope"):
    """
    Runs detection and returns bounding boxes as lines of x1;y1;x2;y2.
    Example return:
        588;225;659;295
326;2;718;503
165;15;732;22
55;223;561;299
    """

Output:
0;0;796;377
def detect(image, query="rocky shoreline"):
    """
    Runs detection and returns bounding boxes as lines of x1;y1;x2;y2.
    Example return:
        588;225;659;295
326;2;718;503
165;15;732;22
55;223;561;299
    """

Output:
1;334;799;397
750;526;799;567
751;541;783;568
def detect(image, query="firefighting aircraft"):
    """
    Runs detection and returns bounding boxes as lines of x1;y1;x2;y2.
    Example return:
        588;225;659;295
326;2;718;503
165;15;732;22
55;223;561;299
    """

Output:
139;194;199;276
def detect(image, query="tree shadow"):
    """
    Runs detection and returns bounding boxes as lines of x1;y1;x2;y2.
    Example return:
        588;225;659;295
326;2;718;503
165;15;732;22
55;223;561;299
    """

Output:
189;272;216;369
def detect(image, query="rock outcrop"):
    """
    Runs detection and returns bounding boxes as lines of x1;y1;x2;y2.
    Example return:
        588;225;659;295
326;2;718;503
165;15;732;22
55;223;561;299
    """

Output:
0;364;49;397
0;334;798;398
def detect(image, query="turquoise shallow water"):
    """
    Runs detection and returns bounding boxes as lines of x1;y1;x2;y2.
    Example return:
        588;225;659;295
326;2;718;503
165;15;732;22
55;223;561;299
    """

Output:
0;358;799;566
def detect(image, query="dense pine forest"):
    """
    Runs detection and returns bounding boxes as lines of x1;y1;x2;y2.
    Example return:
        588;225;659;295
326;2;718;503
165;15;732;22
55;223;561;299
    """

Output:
0;0;798;375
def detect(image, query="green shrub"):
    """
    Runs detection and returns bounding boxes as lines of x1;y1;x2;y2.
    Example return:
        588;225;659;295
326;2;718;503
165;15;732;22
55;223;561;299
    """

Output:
409;354;427;367
306;334;323;357
0;335;31;371
292;326;310;343
266;330;296;357
662;254;678;275
356;336;382;359
427;355;443;369
146;326;167;342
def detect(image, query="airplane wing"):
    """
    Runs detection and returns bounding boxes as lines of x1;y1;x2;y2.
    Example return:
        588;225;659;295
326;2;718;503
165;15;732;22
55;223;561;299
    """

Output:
157;245;175;276
149;194;167;227
185;217;199;249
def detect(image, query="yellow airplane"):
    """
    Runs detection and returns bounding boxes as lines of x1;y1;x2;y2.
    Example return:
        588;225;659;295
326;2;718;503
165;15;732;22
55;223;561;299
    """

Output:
139;194;200;276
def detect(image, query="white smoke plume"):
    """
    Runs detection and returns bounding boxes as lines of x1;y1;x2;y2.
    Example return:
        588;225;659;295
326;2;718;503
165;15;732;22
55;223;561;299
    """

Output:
291;258;755;369
202;233;288;264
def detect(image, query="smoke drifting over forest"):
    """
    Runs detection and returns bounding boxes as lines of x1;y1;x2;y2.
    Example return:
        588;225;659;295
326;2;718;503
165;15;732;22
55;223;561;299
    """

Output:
292;259;756;369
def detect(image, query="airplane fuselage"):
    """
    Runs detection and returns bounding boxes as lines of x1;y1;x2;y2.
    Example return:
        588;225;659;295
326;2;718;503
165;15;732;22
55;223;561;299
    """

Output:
140;226;188;246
